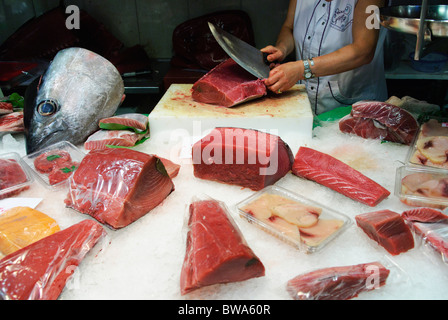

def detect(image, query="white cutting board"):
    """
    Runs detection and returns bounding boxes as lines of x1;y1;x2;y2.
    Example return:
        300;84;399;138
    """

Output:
148;84;313;154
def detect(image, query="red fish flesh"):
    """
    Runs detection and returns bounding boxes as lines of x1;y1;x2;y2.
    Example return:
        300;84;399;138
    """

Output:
402;207;448;223
402;207;448;263
0;219;104;300
292;147;390;206
159;157;180;179
339;101;418;145
192;59;267;107
0;158;29;199
65;148;174;229
0;112;24;132
0;102;13;115
84;130;146;150
355;210;414;255
99;113;149;132
192;127;294;191
34;150;79;185
180;199;265;295
286;262;390;300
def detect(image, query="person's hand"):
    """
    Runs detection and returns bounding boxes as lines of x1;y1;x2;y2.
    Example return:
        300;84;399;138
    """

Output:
263;61;303;94
261;45;285;68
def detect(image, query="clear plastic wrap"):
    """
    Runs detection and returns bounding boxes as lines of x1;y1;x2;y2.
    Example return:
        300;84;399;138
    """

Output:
407;119;448;169
0;152;33;199
236;186;351;254
0;219;106;300
22;141;85;189
395;165;448;209
402;207;448;266
338;101;418;145
180;195;265;295
286;261;392;300
64;148;174;229
0;206;60;256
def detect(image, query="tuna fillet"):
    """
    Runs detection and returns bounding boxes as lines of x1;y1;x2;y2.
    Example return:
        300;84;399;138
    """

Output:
0;112;24;132
355;210;414;255
286;262;390;300
192;127;294;191
65;148;174;229
402;207;448;263
0;219;104;300
339;101;418;145
99;113;149;132
180;199;265;295
292;147;390;206
0;158;29;199
0;102;13;115
84;129;146;150
192;58;267;107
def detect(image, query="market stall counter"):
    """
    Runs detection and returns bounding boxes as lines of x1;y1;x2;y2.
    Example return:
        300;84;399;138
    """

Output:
0;88;447;300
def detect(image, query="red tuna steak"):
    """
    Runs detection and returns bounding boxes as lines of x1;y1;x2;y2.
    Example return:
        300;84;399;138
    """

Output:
402;207;448;223
292;147;390;206
65;148;174;229
192;127;294;191
192;58;267;107
84;129;146;150
0;112;24;132
0;158;29;199
180;199;265;295
287;262;390;300
355;210;414;255
0;219;104;300
339;101;418;145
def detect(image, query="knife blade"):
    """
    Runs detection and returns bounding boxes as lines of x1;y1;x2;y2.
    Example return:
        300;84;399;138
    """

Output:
208;22;270;79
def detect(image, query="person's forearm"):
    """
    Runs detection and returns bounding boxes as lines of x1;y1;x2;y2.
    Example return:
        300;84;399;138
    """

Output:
309;42;376;78
275;25;296;58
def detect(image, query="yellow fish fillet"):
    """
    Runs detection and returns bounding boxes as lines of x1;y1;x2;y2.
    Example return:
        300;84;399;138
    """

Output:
0;206;60;256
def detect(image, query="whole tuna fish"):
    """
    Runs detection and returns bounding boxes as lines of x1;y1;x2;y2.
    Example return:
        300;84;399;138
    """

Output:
24;47;125;154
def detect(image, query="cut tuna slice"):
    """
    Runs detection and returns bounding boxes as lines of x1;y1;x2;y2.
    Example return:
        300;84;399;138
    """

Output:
286;262;390;300
402;207;448;223
292;147;390;207
0;158;29;199
84;129;146;150
192;58;267;107
0;206;60;256
0;112;24;132
34;150;72;174
355;210;414;255
0;102;13;115
192;127;294;191
99;113;149;132
180;199;265;295
65;148;174;229
339;101;418;145
0;219;104;300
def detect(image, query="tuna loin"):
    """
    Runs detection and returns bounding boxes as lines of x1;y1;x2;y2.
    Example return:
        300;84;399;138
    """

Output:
292;147;390;206
65;148;174;229
339;101;418;145
192;58;267;107
402;207;448;263
84;129;146;150
0;158;29;199
355;210;414;255
180;199;265;295
0;219;104;300
192;127;294;191
286;262;390;300
99;113;149;132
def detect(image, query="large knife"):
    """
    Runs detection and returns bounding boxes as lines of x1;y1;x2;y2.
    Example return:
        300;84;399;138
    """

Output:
208;22;270;79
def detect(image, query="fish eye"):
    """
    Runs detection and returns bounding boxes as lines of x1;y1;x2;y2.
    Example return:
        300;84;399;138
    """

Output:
37;100;59;116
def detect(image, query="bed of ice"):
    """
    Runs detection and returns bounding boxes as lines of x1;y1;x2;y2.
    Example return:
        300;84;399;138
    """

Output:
1;120;447;300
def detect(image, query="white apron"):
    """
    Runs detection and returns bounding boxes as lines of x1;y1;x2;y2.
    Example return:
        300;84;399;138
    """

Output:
293;0;388;114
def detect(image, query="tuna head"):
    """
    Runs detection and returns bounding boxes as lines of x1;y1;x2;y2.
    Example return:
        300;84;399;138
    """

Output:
25;47;124;154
